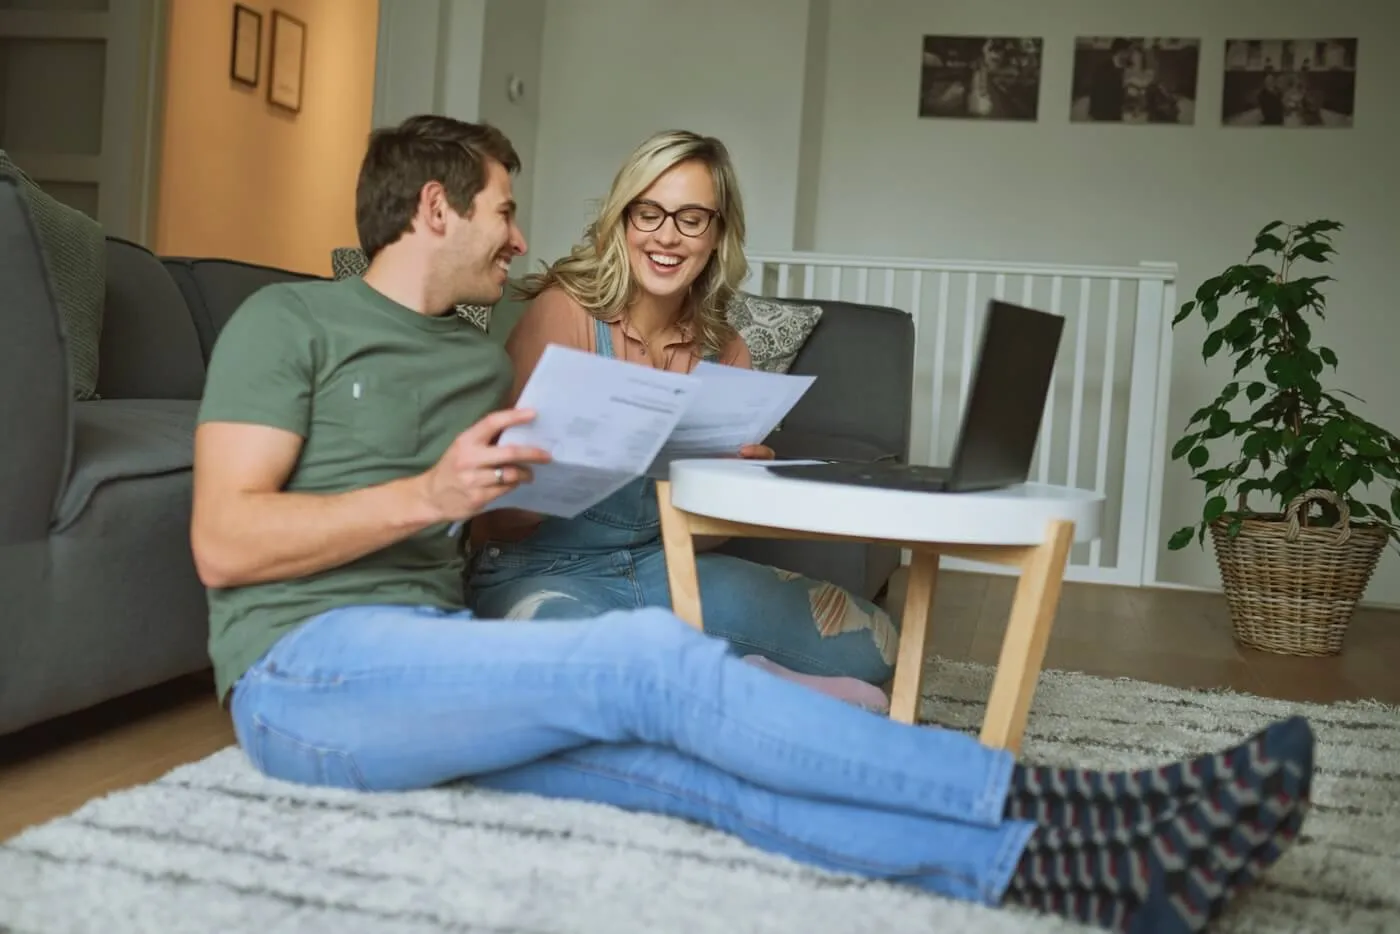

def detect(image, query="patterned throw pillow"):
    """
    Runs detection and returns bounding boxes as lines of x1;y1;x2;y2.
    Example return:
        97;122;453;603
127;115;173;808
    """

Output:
329;246;491;331
724;291;823;373
2;150;106;400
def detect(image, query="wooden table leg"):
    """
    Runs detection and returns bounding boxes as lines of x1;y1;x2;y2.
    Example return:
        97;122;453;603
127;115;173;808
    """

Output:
978;519;1075;754
655;480;704;629
888;549;939;724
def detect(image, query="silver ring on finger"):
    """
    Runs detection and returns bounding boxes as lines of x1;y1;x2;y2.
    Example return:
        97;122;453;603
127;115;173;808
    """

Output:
494;466;506;485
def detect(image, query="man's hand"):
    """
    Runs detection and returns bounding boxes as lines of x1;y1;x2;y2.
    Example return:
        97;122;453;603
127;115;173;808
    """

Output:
738;443;776;460
415;408;553;523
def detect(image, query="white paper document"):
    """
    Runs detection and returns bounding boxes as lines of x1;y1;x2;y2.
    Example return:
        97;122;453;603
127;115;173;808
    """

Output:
489;345;697;517
483;345;815;519
644;361;815;478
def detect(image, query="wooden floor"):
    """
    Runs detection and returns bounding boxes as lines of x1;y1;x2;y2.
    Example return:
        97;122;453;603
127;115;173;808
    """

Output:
4;569;1399;844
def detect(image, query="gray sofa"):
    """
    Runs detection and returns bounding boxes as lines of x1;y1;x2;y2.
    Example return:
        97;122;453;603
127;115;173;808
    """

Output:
0;175;914;737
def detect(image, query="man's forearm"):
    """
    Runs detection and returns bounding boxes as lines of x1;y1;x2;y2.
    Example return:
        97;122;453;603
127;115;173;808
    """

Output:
193;474;442;588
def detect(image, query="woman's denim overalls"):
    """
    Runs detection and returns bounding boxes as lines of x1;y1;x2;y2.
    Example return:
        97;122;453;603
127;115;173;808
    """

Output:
466;318;899;683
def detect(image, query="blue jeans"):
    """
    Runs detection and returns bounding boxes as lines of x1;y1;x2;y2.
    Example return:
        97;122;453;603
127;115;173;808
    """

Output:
229;603;1034;907
468;477;900;684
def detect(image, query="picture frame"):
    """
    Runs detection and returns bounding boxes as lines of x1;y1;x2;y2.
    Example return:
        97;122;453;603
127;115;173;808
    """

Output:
267;9;306;113
229;3;262;88
1221;38;1357;128
918;36;1044;122
1069;37;1201;125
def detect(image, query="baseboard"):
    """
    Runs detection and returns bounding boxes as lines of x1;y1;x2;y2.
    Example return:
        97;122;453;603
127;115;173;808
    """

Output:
895;556;1400;611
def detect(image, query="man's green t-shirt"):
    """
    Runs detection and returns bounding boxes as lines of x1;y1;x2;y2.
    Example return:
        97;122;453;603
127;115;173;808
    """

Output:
197;276;513;701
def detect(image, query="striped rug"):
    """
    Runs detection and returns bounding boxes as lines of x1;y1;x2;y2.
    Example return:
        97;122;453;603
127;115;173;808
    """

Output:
1;659;1395;933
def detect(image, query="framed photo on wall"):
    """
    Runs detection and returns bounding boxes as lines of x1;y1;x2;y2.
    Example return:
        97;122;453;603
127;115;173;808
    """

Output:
918;35;1043;121
229;3;262;88
268;9;306;113
1221;39;1357;127
1070;37;1200;124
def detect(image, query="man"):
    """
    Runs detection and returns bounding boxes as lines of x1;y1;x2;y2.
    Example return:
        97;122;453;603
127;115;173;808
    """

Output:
192;114;1312;934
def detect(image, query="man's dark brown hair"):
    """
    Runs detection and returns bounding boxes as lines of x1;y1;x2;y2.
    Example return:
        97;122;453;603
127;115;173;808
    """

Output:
355;115;521;259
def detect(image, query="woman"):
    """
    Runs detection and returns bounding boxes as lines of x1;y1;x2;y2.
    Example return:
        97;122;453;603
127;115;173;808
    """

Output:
467;130;898;710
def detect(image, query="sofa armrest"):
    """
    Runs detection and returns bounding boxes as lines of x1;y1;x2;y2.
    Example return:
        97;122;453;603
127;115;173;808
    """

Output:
0;177;70;541
781;298;914;462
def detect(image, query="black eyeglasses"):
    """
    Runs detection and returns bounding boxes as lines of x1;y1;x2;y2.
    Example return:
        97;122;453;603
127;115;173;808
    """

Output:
625;200;720;238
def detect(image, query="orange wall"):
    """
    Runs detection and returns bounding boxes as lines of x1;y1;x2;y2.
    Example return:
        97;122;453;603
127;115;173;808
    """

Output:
155;0;380;275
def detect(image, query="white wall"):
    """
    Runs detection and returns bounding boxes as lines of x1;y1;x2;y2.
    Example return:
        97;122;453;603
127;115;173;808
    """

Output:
527;0;811;273
372;0;485;129
383;0;1400;604
808;0;1400;602
479;0;545;268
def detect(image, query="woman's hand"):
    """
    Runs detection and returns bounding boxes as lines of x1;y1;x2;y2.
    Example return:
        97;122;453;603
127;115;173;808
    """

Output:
738;443;776;460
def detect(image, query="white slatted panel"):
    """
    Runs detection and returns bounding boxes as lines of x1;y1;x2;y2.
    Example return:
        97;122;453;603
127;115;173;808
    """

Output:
743;252;1176;587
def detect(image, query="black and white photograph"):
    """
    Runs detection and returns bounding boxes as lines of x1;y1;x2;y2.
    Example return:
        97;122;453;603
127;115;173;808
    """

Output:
1222;39;1357;127
918;35;1043;121
1070;37;1199;124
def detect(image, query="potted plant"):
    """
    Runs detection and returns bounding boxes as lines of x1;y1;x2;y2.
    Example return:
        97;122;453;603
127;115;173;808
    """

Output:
1166;219;1400;656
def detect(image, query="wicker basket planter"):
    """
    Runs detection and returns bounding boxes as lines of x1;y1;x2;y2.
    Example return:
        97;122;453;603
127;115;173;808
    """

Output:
1210;489;1388;656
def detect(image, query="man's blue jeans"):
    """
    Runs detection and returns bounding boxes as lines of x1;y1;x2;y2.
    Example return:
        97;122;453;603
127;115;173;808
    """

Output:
229;603;1035;907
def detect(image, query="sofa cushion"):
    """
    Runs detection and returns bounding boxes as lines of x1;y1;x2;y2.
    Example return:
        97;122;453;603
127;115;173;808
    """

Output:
99;239;208;400
55;399;198;532
725;292;822;373
0;150;106;400
331;246;493;331
782;299;914;457
767;428;899;463
164;257;321;360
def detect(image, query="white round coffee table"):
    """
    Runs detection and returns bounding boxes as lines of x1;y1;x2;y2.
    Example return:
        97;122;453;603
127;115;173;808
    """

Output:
656;459;1105;753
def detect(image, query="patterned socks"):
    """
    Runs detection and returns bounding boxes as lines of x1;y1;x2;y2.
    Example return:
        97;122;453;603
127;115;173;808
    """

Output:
1003;715;1313;833
1002;715;1314;933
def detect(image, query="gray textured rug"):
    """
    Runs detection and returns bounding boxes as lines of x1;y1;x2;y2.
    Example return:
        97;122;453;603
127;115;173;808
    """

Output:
2;659;1397;934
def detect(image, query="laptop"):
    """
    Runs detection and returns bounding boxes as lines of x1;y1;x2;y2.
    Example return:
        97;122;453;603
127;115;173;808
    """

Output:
766;299;1065;494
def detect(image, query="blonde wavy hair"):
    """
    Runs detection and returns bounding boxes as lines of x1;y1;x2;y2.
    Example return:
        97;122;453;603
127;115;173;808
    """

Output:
517;130;748;358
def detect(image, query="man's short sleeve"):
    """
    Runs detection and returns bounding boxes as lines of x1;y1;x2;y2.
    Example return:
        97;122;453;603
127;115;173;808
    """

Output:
197;285;317;437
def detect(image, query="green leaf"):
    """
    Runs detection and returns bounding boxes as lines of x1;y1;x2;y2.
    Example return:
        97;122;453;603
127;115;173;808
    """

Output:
1171;436;1196;460
1173;300;1197;325
1290;240;1335;263
1251;232;1285;256
1208;409;1232;437
1186;404;1216;427
1246;381;1267;402
1320;347;1338;369
1203;496;1227;522
1334;460;1357;494
1188;446;1210;469
1391;488;1400;521
1194;275;1228;301
1167;527;1195;551
1195;467;1235;487
1201;300;1220;324
1298;219;1343;237
1203;330;1226;361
